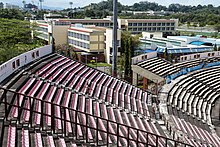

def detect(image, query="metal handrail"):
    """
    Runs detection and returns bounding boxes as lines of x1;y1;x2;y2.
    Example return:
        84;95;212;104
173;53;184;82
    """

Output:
0;87;192;147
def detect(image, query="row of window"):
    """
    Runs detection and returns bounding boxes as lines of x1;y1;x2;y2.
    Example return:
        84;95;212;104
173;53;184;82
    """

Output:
12;51;39;69
54;21;71;26
128;27;175;32
68;39;90;49
80;22;112;27
37;27;48;32
68;32;90;41
128;22;175;26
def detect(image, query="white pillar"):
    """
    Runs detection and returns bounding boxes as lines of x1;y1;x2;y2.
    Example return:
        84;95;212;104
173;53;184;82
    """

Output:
132;72;138;86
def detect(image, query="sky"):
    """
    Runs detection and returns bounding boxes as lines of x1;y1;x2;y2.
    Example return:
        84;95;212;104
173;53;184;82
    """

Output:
1;0;219;9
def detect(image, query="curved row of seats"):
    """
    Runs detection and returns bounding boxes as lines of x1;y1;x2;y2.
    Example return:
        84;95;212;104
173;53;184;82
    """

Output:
0;54;183;146
136;57;180;77
31;55;153;118
0;123;78;147
6;75;166;146
167;67;220;124
167;106;220;147
136;56;220;79
166;66;220;146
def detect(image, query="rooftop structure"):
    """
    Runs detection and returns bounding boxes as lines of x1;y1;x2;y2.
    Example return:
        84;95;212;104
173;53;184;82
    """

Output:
140;33;214;55
168;35;220;47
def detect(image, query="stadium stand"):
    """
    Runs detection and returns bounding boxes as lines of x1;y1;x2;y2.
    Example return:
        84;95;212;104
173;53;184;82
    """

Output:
167;66;220;124
0;52;192;146
134;55;220;85
136;57;180;78
165;65;220;146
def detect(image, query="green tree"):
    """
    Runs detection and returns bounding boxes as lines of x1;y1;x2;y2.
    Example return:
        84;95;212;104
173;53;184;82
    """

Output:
0;18;44;63
0;9;24;20
55;44;78;60
120;31;140;82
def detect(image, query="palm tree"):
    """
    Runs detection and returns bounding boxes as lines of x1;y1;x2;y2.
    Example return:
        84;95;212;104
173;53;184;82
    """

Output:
69;2;73;9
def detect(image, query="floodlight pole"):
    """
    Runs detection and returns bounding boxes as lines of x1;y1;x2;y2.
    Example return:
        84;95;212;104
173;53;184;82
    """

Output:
112;0;118;77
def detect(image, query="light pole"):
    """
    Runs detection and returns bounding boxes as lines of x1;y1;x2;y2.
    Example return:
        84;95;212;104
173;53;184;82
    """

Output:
112;0;118;77
69;2;73;9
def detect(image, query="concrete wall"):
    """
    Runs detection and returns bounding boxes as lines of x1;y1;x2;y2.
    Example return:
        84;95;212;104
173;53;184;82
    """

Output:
53;25;69;45
90;43;105;52
132;52;157;64
105;29;121;64
179;51;220;62
142;32;163;38
0;45;52;83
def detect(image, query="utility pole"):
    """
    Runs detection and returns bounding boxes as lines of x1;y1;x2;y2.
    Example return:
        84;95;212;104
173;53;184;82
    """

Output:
112;0;118;77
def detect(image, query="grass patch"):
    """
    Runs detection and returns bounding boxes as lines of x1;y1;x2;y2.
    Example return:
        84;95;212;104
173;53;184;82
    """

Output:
87;62;111;67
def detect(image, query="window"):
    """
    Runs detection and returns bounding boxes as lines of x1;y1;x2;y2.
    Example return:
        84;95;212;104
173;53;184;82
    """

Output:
138;23;142;26
153;23;156;26
212;53;215;56
79;34;82;39
167;23;170;26
133;23;137;26
32;52;35;59
194;55;197;58
36;51;39;57
143;23;147;26
208;53;211;56
148;23;152;26
197;54;200;58
12;61;16;69
128;23;132;26
16;59;20;67
138;28;142;31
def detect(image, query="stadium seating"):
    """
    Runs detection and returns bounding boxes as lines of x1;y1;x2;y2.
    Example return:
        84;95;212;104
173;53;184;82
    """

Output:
5;52;220;146
167;106;220;146
1;53;189;146
166;64;220;146
136;57;180;77
168;66;220;125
